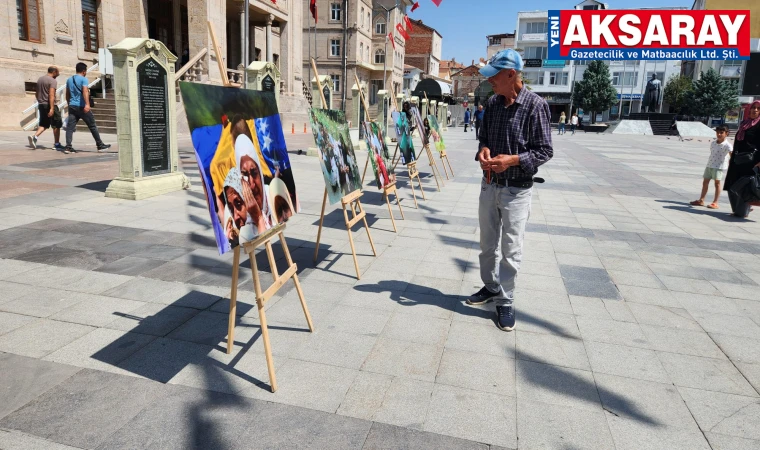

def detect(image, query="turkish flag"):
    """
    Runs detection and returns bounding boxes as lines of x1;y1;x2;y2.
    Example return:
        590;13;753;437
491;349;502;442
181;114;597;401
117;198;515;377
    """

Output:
396;23;410;40
310;0;317;23
404;15;413;32
411;2;420;12
431;0;442;6
388;32;396;50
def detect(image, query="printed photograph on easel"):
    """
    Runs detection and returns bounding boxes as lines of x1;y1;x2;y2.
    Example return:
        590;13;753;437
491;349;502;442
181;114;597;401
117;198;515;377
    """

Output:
308;108;362;204
392;110;416;165
178;82;300;255
410;106;429;147
427;114;446;153
362;121;395;189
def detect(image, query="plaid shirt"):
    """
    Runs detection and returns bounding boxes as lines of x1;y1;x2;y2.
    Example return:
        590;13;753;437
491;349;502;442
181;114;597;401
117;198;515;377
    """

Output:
477;88;553;181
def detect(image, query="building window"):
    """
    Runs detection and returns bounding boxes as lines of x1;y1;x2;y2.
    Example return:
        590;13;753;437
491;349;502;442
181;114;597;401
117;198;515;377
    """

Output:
330;39;340;57
583;5;600;9
375;49;385;64
360;7;365;28
367;13;371;31
523;71;544;85
526;22;547;34
17;0;41;42
524;46;547;60
330;3;341;21
82;0;99;53
375;21;386;35
488;37;501;46
359;44;364;63
331;74;340;92
612;71;638;86
645;71;664;83
549;71;568;85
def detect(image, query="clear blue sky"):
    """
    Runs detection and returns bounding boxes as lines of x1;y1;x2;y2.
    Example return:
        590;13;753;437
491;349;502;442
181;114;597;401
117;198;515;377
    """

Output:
408;0;695;65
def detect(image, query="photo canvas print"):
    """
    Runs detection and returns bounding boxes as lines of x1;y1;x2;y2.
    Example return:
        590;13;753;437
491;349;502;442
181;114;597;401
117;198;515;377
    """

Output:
179;82;299;255
362;121;395;189
410;106;429;147
392;110;416;165
427;114;446;153
308;108;362;205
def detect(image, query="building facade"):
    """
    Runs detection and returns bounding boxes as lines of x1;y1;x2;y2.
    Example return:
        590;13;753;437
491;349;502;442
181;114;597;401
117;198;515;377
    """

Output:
438;58;464;81
486;33;515;59
5;0;305;131
404;19;442;77
403;64;423;96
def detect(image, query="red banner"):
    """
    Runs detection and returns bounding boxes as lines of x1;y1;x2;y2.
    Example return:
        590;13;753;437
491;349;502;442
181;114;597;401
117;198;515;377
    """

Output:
431;0;442;6
396;23;410;40
388;32;396;50
411;2;420;13
404;15;413;32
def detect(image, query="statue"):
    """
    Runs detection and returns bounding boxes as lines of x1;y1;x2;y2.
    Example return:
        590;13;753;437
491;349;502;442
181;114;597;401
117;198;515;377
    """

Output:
643;74;662;112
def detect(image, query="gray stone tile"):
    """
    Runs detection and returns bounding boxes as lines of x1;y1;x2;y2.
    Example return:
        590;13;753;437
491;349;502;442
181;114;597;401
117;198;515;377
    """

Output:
516;330;591;371
516;273;567;295
139;261;208;283
674;291;744;316
381;312;450;347
49;293;146;327
0;353;81;421
658;275;721;295
102;278;224;309
712;282;760;301
516;359;601;411
0;285;84;318
514;289;573;314
0;319;94;359
627;303;702;330
0;429;83;449
361;337;444;382
678;386;760;441
711;334;760;364
424;384;517;448
519;306;581;339
641;325;726;359
103;303;199;337
94;256;167;276
0;311;35;336
559;264;611;282
436;348;515;395
43;328;156;372
362;422;487;450
445;320;515;358
516;399;615;450
290;329;377;370
604;413;711;450
704;432;760;450
320;305;393;336
586;341;670;383
0;369;166;449
576;317;650;348
97;384;257;450
232;398;371;450
337;371;394;421
657;352;758;397
371;377;435;430
690;310;760;339
608;270;666;289
736;362;760;393
117;337;213;383
617;284;682;307
556;253;604;268
563;277;622;299
95;239;155;256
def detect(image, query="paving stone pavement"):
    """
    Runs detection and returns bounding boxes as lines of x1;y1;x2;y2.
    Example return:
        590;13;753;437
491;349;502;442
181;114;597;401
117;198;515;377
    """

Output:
1;127;760;449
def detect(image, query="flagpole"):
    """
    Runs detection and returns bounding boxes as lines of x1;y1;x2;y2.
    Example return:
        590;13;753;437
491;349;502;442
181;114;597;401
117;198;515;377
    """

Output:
640;59;647;112
617;60;625;121
308;18;312;88
384;8;390;94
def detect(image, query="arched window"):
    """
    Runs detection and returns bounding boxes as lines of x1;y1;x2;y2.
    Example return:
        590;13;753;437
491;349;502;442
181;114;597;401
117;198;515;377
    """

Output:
375;49;385;64
367;13;371;31
375;20;386;35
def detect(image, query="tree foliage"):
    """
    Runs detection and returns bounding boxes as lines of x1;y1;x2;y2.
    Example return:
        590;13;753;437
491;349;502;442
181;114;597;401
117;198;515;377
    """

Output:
687;68;740;118
572;60;618;124
663;74;693;113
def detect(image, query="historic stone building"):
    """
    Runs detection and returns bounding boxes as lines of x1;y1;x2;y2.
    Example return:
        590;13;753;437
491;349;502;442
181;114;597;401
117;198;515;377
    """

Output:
404;19;441;78
5;0;306;130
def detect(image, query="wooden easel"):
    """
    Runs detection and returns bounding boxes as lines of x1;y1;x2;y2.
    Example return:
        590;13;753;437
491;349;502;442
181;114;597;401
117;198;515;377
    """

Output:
439;148;454;179
310;59;377;279
389;89;425;208
421;93;444;191
227;224;313;393
355;74;404;233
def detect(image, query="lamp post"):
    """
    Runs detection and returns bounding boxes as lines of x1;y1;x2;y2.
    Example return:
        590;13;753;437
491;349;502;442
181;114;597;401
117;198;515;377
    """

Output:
375;1;402;95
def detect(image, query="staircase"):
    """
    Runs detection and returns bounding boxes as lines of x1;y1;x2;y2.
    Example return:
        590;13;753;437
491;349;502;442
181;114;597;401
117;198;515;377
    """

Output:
77;89;117;135
628;113;676;136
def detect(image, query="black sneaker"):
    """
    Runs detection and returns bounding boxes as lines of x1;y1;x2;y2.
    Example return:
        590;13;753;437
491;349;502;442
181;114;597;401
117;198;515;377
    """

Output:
97;143;111;152
466;286;499;305
496;305;515;331
63;146;73;154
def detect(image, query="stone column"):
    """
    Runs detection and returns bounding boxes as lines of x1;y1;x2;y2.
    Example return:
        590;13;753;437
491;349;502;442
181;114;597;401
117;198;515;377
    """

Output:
377;89;389;135
106;38;187;200
430;100;437;123
173;0;182;63
441;103;449;131
411;96;419;107
240;2;246;70
266;14;274;63
421;98;428;120
396;93;404;111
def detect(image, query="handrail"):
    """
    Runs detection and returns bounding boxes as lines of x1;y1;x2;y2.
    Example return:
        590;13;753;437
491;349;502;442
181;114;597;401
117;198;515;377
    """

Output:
176;47;208;80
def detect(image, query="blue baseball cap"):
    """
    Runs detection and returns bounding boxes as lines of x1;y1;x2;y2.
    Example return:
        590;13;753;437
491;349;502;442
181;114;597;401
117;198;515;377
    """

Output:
479;49;524;78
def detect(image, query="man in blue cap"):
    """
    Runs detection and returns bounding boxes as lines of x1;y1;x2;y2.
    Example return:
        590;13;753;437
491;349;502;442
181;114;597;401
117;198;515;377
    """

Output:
466;49;553;331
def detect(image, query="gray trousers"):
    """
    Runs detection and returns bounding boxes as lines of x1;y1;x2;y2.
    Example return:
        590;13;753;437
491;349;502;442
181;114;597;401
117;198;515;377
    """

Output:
478;179;533;306
66;106;104;147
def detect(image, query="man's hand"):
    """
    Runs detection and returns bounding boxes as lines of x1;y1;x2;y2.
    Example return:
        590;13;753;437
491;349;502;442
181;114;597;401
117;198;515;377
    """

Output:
47;109;54;118
478;147;491;170
84;104;91;113
487;155;519;173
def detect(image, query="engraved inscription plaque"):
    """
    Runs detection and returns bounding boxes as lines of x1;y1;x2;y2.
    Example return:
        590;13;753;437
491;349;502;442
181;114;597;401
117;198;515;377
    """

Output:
137;57;170;175
262;74;275;92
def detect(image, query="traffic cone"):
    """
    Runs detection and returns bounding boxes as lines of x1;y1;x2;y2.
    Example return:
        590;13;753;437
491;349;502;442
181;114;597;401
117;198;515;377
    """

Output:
304;123;307;133
291;123;295;134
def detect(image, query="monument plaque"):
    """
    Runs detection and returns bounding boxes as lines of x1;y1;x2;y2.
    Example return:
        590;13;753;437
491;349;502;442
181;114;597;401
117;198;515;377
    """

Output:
137;58;170;175
262;74;275;92
323;85;331;108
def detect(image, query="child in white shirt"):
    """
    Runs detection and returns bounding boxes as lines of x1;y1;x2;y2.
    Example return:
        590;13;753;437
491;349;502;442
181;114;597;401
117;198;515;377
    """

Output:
690;125;732;209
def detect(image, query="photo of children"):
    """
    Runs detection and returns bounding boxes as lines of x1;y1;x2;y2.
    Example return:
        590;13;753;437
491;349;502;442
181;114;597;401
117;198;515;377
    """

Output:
362;121;395;189
178;82;300;255
427;114;446;153
308;108;362;205
392;110;416;165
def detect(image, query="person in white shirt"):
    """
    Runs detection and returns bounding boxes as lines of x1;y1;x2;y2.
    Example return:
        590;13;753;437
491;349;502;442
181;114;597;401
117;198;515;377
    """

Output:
690;124;732;209
570;113;578;135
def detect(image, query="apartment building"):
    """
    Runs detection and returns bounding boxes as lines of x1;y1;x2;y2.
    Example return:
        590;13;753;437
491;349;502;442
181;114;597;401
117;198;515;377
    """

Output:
404;19;442;78
486;33;515;59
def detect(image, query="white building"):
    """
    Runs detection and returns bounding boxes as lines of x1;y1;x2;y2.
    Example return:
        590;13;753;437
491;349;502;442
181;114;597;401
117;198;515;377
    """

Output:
514;0;684;123
402;65;424;96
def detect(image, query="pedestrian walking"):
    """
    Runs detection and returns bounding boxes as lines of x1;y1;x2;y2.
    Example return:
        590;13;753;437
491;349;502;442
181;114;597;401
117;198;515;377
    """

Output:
64;62;111;154
464;108;471;132
558;112;566;135
469;49;553;331
690;124;732;210
447;109;451;126
474;105;484;139
724;100;760;218
570;113;578;135
28;66;64;150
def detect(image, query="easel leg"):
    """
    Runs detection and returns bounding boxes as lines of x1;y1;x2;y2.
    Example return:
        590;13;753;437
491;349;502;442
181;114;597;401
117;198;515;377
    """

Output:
384;187;397;233
313;188;328;262
359;200;377;256
426;147;442;192
226;247;241;355
446;155;455;177
416;173;427;200
394;187;405;219
250;251;277;392
279;232;314;332
361;157;369;185
342;204;362;279
391;145;400;171
440;154;451;180
408;174;419;209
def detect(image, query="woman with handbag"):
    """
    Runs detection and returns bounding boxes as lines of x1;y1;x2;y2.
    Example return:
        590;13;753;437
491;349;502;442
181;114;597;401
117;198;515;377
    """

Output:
724;101;760;218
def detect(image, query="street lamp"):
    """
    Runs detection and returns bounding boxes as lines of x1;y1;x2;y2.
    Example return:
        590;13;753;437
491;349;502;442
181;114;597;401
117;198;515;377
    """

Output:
375;1;402;95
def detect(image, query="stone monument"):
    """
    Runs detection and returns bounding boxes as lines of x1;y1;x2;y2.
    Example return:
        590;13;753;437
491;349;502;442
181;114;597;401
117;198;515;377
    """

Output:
245;61;280;104
106;38;187;200
643;74;662;113
312;75;332;109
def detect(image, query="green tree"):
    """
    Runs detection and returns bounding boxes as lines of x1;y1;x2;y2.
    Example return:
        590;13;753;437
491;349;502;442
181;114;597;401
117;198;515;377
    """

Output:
572;60;618;124
663;74;693;113
687;67;740;119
